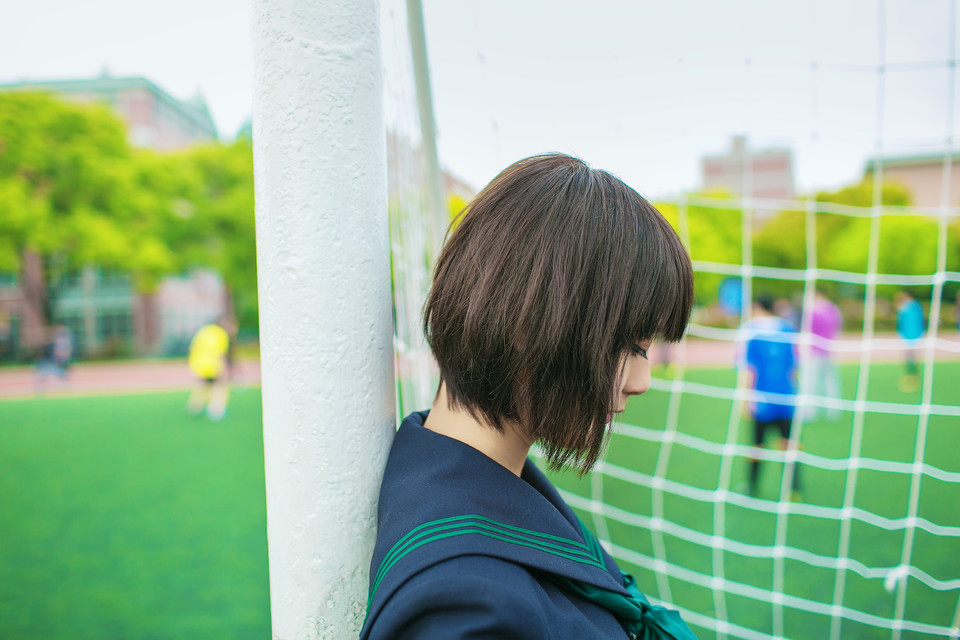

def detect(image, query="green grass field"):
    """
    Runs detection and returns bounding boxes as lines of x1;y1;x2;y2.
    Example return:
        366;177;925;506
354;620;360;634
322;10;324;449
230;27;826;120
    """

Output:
1;361;956;639
550;360;960;639
0;390;271;640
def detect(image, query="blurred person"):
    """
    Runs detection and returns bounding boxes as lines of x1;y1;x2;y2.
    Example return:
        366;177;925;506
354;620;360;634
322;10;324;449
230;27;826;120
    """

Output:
774;297;800;330
187;316;236;421
895;291;925;393
35;325;73;391
738;296;802;500
800;290;843;422
653;342;675;378
956;290;960;333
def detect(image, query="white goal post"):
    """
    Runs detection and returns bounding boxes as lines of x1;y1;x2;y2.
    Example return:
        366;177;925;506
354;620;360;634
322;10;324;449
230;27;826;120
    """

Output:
252;1;396;638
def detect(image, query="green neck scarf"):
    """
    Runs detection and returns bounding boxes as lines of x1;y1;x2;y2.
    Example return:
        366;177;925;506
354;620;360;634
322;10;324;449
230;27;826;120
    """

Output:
546;570;697;640
546;522;698;640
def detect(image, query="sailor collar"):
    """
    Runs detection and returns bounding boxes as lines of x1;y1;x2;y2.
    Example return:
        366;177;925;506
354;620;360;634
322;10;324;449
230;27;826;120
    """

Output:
365;411;628;618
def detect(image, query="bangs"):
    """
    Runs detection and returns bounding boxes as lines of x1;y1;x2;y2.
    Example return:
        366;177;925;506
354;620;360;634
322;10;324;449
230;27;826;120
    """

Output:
594;174;693;351
624;211;694;345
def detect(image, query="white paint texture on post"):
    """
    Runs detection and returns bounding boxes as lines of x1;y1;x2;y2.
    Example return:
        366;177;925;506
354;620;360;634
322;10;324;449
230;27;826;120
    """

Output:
252;1;395;638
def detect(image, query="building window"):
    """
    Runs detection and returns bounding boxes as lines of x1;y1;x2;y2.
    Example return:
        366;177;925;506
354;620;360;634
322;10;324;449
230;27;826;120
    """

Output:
97;311;132;341
0;314;18;360
0;272;18;288
96;269;130;289
58;271;83;290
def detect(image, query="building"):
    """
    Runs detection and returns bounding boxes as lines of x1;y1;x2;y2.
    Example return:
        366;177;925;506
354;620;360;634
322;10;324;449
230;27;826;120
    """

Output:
1;73;217;149
701;136;795;218
864;153;960;209
0;75;227;360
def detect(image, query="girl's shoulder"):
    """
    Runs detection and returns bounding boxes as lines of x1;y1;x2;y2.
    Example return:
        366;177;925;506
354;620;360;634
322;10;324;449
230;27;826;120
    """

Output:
363;554;632;640
365;555;550;639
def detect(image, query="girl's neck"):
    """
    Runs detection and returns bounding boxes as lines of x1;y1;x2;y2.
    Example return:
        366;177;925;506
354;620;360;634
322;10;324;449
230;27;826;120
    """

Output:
423;384;533;477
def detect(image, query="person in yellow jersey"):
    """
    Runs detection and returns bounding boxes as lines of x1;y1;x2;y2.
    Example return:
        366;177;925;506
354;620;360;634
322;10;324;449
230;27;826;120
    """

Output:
187;316;237;421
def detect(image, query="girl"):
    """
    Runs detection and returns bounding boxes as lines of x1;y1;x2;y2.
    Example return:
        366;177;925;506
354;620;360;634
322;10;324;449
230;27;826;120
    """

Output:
361;154;696;639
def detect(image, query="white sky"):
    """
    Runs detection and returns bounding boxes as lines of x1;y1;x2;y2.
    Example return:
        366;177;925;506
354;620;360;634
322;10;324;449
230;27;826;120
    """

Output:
1;0;956;199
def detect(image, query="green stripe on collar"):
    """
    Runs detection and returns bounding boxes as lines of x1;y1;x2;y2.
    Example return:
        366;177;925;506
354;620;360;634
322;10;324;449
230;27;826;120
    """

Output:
366;514;698;639
370;514;606;604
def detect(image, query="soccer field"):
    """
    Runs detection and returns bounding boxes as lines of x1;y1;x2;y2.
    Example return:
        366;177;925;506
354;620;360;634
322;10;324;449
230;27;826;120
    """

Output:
1;362;956;639
550;360;960;639
0;390;271;640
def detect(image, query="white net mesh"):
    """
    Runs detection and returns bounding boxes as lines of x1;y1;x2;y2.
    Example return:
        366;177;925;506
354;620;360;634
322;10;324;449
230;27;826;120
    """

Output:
381;0;441;416
560;3;960;636
382;1;960;637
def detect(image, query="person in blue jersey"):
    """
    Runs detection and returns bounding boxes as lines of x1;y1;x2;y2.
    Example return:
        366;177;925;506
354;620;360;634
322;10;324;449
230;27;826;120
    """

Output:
739;296;801;499
361;154;698;639
895;291;925;392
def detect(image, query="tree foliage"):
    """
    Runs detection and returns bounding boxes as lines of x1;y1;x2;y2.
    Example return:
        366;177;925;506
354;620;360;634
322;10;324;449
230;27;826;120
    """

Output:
0;91;259;332
0;92;133;276
173;140;258;328
657;179;959;309
657;195;743;305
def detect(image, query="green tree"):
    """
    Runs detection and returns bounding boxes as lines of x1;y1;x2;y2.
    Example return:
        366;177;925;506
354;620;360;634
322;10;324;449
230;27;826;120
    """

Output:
0;92;145;345
655;180;957;325
656;195;743;306
813;180;912;274
752;180;960;321
752;180;916;281
174;140;258;330
0;92;260;352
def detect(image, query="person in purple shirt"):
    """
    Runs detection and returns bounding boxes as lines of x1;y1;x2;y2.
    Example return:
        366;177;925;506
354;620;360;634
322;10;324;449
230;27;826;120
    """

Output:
800;291;842;422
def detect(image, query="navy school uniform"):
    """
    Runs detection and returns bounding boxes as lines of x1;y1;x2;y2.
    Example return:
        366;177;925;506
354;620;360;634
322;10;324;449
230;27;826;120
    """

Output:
360;412;697;639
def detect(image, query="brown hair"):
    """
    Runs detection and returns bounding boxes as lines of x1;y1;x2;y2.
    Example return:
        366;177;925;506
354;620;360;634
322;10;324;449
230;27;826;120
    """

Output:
424;153;693;472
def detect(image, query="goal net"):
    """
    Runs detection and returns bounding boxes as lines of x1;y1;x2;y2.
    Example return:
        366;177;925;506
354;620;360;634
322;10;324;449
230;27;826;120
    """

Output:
380;1;960;638
381;0;442;416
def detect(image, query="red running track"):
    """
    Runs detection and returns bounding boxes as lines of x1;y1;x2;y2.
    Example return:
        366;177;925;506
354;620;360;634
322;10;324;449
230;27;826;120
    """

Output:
2;333;956;400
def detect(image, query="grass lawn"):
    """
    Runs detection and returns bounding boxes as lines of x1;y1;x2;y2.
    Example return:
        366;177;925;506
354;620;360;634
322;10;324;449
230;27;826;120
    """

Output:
548;360;960;640
1;361;956;639
0;390;270;640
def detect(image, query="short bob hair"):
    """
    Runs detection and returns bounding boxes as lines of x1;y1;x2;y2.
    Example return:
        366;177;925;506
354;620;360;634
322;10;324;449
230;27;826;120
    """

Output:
424;153;693;472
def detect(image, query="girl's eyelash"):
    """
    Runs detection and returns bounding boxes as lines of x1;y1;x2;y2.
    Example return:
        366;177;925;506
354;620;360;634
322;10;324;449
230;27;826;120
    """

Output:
631;344;648;359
